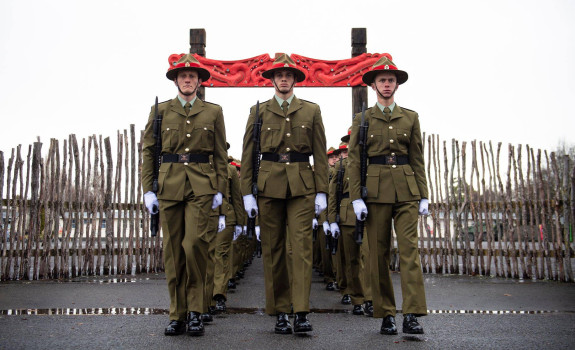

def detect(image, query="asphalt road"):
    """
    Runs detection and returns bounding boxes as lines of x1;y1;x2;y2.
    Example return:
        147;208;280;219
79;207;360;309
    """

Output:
0;255;574;349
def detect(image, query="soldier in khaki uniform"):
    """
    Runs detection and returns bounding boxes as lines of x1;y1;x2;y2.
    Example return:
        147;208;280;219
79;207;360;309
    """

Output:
318;147;338;291
142;53;228;337
348;54;429;335
241;54;328;334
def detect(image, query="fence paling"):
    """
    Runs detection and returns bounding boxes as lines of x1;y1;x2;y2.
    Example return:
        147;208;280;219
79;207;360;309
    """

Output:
0;130;573;282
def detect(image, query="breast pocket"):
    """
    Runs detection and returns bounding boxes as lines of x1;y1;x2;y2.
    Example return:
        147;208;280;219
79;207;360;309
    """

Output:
292;122;312;148
161;123;180;152
396;128;411;147
192;124;215;152
261;123;280;150
366;128;384;153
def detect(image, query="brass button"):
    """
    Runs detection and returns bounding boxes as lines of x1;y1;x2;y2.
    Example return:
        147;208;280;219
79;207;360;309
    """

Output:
286;162;290;165
286;118;290;122
166;127;170;131
267;127;271;130
286;133;291;137
392;165;396;168
370;135;374;138
389;126;393;129
286;148;291;152
301;125;305;128
204;127;207;130
404;133;407;137
186;120;190;124
187;134;191;138
390;139;394;143
184;162;189;166
391;152;395;156
185;148;190;152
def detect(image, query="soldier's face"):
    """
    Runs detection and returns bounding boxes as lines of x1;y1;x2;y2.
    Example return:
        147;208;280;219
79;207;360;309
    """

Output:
328;154;338;166
272;70;296;94
340;149;348;159
371;72;398;99
175;70;201;97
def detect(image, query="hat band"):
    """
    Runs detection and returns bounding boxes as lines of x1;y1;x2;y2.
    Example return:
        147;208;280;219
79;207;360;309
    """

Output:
172;62;204;70
372;64;398;71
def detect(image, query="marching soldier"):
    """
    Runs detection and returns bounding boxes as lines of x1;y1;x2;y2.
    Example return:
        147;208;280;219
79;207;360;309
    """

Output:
142;53;228;336
348;54;429;335
241;54;328;334
318;147;338;291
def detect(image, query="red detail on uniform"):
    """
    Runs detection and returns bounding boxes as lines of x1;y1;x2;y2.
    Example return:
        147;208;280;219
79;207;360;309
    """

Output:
339;144;348;150
372;64;398;71
195;53;385;87
167;54;205;73
230;161;240;168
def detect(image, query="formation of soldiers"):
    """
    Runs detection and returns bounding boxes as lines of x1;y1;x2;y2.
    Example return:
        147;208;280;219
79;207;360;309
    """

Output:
142;52;429;337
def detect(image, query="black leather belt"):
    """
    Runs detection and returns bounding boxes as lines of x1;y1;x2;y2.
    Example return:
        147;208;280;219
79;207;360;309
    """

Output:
342;193;349;199
261;152;310;163
162;153;210;163
369;155;409;165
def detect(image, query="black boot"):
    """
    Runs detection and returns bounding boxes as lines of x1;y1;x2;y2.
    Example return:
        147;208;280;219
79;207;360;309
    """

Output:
200;312;213;323
380;315;398;335
187;312;204;336
352;304;364;315
228;279;236;290
274;312;292;334
364;300;373;317
341;294;352;305
403;314;424;334
214;294;227;313
325;282;336;291
293;312;313;333
164;320;185;336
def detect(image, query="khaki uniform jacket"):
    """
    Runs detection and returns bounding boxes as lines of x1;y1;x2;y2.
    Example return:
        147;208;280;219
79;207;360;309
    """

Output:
348;104;428;203
142;97;228;200
222;164;245;226
240;96;329;199
327;158;356;227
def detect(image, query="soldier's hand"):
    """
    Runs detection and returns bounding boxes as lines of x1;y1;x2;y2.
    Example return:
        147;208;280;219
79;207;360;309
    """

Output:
322;221;330;235
330;223;340;239
314;193;327;215
242;226;248;235
212;192;223;209
144;191;159;214
217;215;226;232
233;225;243;240
243;195;259;218
419;198;429;216
312;218;319;230
352;199;368;221
255;226;261;241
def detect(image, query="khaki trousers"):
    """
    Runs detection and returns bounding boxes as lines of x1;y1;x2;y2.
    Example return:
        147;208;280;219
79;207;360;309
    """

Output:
160;182;217;321
367;201;427;318
258;194;314;315
340;225;364;305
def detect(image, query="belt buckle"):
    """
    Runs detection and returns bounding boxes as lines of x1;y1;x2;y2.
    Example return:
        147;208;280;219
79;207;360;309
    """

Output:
278;153;290;163
179;154;190;162
385;155;397;165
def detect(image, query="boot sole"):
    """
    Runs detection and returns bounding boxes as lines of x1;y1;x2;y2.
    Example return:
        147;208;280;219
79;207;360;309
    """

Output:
403;328;424;334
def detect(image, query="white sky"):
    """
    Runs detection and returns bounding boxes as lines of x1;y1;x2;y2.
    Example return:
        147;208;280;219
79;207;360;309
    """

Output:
1;0;574;161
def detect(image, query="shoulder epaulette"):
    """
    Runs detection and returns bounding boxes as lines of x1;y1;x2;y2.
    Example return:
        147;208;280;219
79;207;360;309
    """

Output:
202;100;220;106
400;106;416;113
299;99;318;105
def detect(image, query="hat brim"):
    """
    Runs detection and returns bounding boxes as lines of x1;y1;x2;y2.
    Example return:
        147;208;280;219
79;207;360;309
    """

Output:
262;67;306;82
166;67;211;82
362;69;408;85
341;134;350;143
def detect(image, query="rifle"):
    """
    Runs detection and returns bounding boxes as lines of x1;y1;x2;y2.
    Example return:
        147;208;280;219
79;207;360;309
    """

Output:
247;101;262;257
355;102;368;244
332;157;345;254
150;96;162;237
312;215;319;242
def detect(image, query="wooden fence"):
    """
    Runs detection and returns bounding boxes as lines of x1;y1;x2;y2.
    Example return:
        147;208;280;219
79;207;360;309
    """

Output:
0;127;573;282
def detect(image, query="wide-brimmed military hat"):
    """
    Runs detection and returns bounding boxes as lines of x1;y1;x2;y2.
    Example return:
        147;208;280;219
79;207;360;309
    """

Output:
166;53;211;81
327;146;337;156
334;141;348;155
262;54;306;82
362;53;408;85
341;126;352;143
230;159;241;168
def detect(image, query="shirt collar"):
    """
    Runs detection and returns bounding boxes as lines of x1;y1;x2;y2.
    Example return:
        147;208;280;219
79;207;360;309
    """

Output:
274;94;295;109
377;101;396;113
177;95;197;107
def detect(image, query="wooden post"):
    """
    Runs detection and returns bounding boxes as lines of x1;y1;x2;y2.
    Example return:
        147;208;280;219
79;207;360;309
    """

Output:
351;28;367;116
190;28;206;100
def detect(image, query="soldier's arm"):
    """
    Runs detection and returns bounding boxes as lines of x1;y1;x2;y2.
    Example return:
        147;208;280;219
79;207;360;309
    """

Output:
240;107;256;196
231;166;246;224
348;114;362;201
409;113;428;199
141;106;157;193
311;105;328;193
327;165;338;223
214;106;229;195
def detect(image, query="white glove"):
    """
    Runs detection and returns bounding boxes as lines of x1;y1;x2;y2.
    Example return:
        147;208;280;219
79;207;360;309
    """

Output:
243;194;259;218
217;215;226;232
312;218;319;230
419;198;429;216
315;193;327;215
330;222;340;239
255;226;261;241
144;191;159;214
233;225;243;241
352;199;368;221
322;221;331;235
242;225;247;236
211;192;223;210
